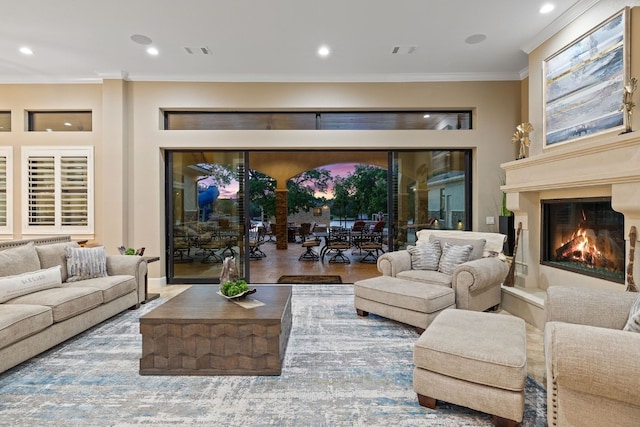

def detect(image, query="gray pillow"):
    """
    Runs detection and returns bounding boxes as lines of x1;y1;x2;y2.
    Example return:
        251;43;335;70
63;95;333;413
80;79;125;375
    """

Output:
35;241;79;282
407;241;442;271
65;246;108;282
0;242;41;276
438;242;473;275
429;235;486;260
623;294;640;333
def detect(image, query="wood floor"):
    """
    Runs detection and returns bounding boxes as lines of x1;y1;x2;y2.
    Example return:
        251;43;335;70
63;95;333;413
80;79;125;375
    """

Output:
248;239;382;283
172;238;384;284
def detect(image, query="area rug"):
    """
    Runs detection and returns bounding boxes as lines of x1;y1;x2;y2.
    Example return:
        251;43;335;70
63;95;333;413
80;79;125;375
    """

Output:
0;285;546;426
277;274;343;284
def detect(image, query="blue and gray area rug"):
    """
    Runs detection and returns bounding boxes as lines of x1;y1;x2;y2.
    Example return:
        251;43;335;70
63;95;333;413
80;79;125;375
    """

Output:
0;285;546;426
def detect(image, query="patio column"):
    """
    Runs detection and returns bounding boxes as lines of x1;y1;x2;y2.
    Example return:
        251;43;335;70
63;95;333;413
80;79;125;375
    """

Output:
275;189;288;249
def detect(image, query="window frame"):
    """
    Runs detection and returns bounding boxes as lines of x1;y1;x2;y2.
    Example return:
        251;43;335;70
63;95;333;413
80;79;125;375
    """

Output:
21;146;94;235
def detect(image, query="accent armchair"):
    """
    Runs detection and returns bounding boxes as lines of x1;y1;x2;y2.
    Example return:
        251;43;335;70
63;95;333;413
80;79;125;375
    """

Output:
376;230;508;311
544;286;640;427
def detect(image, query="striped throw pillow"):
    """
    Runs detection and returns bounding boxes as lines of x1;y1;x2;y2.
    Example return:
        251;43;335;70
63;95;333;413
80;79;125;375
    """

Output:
65;246;108;282
407;242;442;271
623;294;640;333
438;242;473;275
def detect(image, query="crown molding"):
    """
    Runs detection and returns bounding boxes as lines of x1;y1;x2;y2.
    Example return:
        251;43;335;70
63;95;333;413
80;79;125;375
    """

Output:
520;0;601;54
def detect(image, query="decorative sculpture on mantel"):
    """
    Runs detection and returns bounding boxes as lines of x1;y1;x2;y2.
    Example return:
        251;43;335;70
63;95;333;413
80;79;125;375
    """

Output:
511;122;534;160
620;77;637;134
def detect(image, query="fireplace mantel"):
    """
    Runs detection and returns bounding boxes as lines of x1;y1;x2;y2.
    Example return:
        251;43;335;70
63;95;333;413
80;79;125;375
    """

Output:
500;131;640;329
502;132;640;194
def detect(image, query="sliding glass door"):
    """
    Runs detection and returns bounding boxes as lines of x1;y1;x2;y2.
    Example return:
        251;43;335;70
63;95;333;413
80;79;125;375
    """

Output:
165;150;247;284
391;150;471;250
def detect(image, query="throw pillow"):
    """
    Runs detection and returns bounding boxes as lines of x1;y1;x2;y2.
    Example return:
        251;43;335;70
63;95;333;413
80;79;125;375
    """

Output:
407;241;442;271
65;246;108;282
429;235;486;260
623;294;640;333
0;242;42;276
35;241;80;283
0;266;62;303
438;242;473;275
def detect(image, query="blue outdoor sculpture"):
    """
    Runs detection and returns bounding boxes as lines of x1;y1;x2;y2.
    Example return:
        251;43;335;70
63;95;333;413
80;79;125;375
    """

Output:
198;185;220;220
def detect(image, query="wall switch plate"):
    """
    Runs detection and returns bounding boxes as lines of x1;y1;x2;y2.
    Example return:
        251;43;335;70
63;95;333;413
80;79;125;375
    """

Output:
486;216;495;225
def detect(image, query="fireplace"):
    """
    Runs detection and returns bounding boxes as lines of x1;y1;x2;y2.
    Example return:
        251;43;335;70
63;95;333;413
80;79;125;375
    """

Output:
541;197;625;283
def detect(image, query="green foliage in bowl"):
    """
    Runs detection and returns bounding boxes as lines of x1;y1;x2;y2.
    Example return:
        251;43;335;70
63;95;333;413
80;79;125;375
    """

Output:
220;279;249;297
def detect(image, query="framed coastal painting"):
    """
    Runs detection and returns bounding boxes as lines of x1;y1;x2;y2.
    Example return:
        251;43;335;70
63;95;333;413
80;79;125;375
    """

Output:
544;8;628;146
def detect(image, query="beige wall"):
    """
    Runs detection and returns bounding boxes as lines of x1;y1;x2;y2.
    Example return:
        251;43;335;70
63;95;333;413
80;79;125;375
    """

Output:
527;1;640;157
1;80;521;282
0;83;104;240
130;81;520;279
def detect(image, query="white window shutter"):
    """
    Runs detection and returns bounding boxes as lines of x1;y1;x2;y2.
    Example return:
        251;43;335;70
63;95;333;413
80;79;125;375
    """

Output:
60;156;89;227
27;156;56;227
0;148;11;233
22;147;93;235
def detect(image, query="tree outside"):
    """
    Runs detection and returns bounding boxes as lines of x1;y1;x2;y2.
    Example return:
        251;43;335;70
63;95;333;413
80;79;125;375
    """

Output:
248;163;386;222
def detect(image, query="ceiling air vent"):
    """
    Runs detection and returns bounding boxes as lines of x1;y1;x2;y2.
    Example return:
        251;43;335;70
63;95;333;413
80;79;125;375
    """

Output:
184;47;212;55
391;46;417;54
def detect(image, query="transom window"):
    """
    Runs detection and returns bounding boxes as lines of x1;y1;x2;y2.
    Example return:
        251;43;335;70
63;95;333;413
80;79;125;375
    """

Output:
164;111;472;130
28;111;92;132
0;112;10;132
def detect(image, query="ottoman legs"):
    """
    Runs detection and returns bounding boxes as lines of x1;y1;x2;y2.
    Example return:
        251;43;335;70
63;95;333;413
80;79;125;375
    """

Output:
416;392;519;427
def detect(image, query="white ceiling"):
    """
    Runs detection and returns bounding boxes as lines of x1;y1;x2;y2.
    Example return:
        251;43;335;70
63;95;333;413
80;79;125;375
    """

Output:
0;0;596;83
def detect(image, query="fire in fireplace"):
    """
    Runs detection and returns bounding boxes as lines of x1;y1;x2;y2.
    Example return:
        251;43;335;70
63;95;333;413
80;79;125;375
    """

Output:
542;198;625;283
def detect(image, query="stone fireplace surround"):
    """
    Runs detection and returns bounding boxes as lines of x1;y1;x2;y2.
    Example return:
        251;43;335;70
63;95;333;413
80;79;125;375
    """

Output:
501;131;640;329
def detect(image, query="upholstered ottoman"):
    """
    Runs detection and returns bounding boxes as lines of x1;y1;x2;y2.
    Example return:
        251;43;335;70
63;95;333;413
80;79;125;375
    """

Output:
354;276;455;332
413;309;527;427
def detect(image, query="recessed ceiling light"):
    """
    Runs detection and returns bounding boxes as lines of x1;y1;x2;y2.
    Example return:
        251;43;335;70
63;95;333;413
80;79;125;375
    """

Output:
423;114;431;118
539;3;555;14
465;34;487;45
146;47;159;56
19;46;33;55
318;45;330;57
64;122;72;127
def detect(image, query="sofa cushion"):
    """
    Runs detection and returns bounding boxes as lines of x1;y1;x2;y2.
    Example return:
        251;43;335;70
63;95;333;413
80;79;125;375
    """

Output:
0;266;63;303
396;269;453;287
407;241;442;271
63;275;136;303
438;243;473;275
35;241;80;283
5;287;103;322
429;234;486;261
0;304;53;350
65;246;108;282
623;294;640;333
0;242;41;276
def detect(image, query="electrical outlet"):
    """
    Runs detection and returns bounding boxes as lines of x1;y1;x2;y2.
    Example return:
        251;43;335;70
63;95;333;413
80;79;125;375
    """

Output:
486;216;495;225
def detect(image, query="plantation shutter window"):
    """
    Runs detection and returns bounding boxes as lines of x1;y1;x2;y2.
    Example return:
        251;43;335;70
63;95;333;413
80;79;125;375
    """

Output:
0;147;11;234
22;147;93;234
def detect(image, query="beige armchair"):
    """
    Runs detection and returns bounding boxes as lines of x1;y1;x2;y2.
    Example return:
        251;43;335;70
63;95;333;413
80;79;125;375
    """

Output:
377;230;508;311
544;286;640;427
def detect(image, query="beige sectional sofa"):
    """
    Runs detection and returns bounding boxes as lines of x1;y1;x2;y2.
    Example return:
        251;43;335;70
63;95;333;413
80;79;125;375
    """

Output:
376;230;508;312
0;236;147;374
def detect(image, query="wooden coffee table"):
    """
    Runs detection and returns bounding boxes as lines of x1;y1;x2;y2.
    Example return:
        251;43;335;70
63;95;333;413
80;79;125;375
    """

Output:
139;285;292;376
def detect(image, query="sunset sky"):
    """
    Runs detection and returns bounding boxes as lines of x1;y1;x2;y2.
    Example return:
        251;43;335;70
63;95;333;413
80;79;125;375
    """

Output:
209;162;360;199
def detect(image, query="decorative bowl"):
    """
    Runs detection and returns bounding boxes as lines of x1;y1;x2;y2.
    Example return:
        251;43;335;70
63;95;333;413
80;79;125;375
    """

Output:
217;288;257;300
